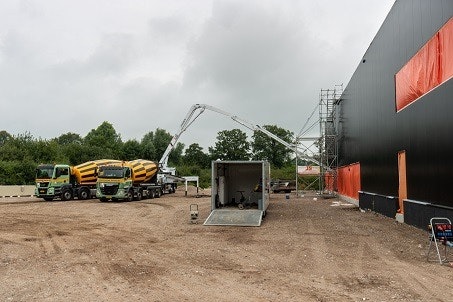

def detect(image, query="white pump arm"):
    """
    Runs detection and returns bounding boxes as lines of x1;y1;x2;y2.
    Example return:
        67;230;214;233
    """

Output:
159;103;321;172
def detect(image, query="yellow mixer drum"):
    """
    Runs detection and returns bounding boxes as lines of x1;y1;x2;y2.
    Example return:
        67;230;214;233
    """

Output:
128;159;158;184
73;159;122;184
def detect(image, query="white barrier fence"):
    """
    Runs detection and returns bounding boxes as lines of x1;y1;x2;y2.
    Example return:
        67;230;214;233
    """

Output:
0;185;35;197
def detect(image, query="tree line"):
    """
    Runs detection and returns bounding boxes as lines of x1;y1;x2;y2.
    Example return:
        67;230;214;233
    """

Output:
0;121;303;187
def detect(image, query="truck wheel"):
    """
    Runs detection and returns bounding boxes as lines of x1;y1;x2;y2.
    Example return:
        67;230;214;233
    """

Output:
135;190;142;201
126;190;134;202
61;189;73;201
148;189;154;199
99;197;108;202
78;188;90;200
155;189;162;198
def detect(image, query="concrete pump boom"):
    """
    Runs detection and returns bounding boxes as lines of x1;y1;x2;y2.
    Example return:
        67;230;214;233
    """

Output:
159;103;321;172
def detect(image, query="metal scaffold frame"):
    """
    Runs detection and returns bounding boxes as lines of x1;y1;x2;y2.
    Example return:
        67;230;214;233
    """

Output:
318;85;342;196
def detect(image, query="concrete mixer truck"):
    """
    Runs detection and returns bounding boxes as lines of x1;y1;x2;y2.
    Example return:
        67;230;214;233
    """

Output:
35;159;122;201
96;159;178;202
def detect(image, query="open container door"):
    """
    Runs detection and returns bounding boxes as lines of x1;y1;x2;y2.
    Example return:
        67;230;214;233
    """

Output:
204;161;270;227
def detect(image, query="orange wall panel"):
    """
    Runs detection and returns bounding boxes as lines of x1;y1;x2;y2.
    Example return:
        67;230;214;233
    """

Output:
395;17;453;112
439;18;453;82
337;163;361;200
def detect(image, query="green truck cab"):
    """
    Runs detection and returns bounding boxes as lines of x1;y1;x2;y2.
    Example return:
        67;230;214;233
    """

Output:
35;164;84;201
96;160;165;202
35;159;121;201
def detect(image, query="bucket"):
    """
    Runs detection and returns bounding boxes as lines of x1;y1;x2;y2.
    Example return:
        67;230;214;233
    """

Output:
285;194;290;199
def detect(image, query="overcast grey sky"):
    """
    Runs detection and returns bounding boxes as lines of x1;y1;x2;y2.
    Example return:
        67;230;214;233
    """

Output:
0;0;394;152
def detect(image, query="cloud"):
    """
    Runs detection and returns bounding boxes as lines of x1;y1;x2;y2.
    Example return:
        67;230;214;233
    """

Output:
184;1;317;100
0;0;395;152
177;1;326;148
174;0;395;150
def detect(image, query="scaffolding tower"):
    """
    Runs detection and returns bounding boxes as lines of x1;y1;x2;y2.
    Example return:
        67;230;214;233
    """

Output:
318;85;342;196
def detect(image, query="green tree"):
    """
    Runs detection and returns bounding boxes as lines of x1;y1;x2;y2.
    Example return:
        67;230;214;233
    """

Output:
184;143;210;168
153;128;171;159
54;132;83;145
29;139;62;164
0;138;22;162
121;139;143;161
209;129;250;160
153;128;172;160
62;143;88;165
169;142;185;166
0;132;34;161
141;131;156;160
0;160;36;185
176;164;211;188
84;121;122;159
0;132;63;184
149;128;184;165
0;130;12;146
251;125;294;168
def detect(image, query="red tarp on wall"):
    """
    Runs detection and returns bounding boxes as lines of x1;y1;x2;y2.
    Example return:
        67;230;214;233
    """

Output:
439;18;453;82
337;163;361;200
395;17;453;112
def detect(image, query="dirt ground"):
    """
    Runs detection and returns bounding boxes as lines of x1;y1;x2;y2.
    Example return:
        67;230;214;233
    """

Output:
0;187;451;302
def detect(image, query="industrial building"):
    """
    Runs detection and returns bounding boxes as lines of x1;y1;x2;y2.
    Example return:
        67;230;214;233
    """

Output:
333;0;453;229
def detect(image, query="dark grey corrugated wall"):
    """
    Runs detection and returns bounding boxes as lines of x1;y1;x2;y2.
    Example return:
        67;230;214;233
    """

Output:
338;0;453;206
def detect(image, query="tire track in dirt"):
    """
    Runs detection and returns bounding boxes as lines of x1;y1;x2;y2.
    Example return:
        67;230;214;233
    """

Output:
301;217;347;299
375;249;449;301
326;204;445;301
0;200;43;206
333;210;385;276
1;231;65;253
1;192;452;301
297;203;399;301
38;230;64;256
324;206;412;300
150;202;174;209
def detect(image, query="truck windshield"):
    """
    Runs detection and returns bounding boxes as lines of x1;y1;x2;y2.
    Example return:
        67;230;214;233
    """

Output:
36;166;54;179
99;167;124;178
